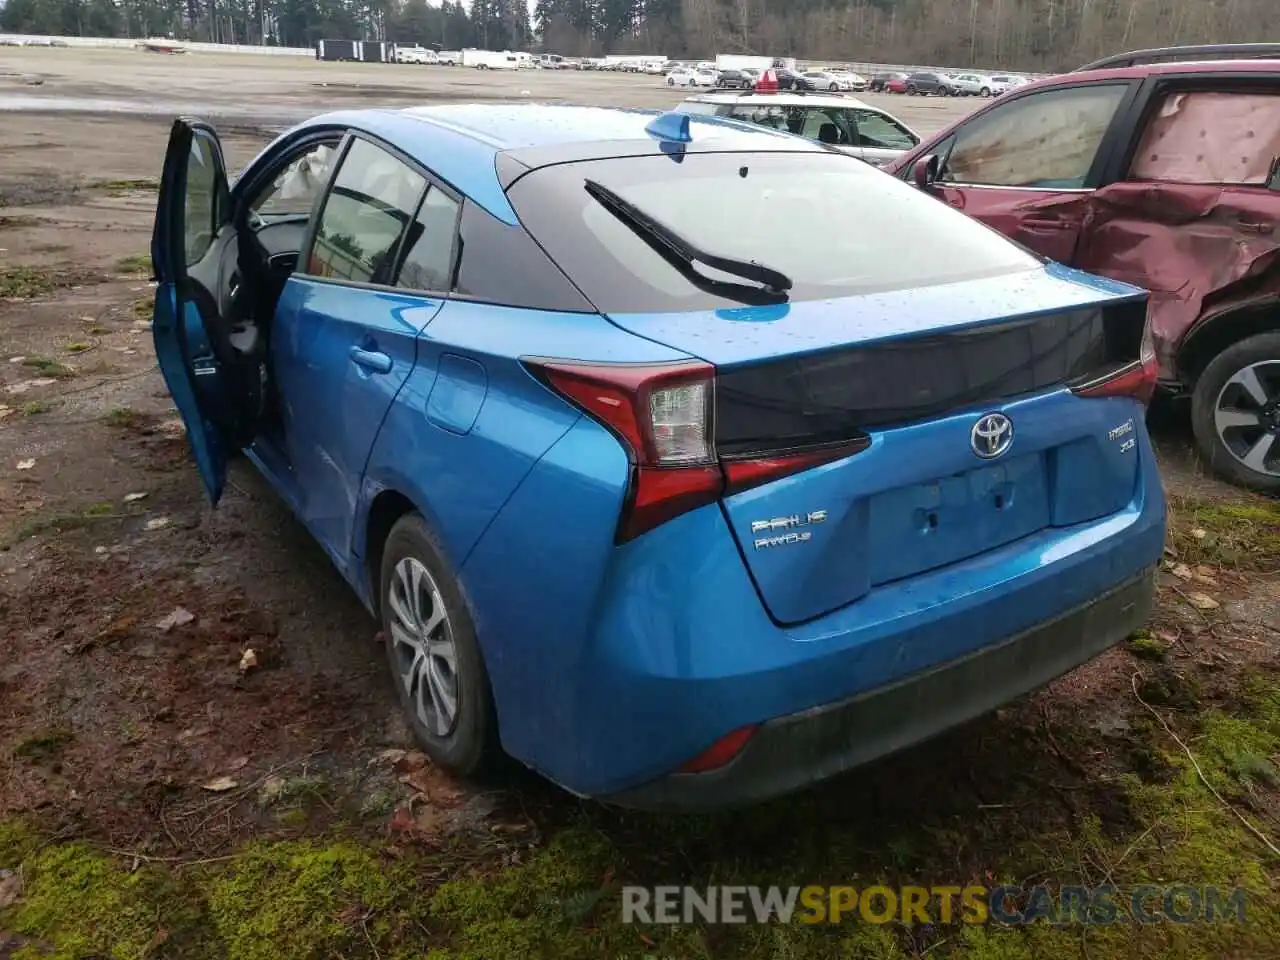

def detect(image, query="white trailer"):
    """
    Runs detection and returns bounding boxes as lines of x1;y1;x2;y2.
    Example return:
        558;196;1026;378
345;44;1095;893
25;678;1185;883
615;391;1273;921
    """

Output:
715;54;795;72
461;48;519;70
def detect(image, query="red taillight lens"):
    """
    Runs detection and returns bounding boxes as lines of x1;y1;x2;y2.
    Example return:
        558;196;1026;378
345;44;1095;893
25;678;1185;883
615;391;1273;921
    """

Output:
524;358;870;542
677;724;758;774
1073;323;1158;405
525;359;723;542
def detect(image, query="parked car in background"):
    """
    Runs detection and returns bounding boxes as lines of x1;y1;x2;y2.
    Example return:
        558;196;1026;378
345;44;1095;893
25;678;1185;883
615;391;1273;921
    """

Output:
905;71;961;95
951;73;998;97
715;68;755;89
989;74;1028;94
436;50;460;65
667;66;716;87
676;91;921;166
889;43;1280;492
885;74;910;93
775;68;819;90
830;69;869;91
870;71;907;92
804;70;854;92
152;103;1164;810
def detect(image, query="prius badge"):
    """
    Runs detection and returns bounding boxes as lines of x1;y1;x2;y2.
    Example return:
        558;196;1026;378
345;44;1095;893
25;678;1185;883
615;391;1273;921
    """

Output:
751;511;827;550
971;412;1013;459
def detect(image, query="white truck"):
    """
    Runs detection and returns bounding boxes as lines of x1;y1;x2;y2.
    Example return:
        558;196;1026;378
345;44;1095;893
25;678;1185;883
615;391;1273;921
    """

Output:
461;48;519;70
715;54;795;72
436;50;460;65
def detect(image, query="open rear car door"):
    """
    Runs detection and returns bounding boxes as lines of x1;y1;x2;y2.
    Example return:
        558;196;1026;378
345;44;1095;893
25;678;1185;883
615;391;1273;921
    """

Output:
151;118;265;505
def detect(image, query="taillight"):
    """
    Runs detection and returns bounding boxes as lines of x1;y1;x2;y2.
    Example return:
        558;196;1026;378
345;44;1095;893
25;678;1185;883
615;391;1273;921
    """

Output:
1072;322;1158;405
524;358;867;542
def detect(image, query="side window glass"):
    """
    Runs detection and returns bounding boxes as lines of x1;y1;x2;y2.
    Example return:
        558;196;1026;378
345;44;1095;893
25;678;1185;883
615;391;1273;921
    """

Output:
851;110;917;150
942;84;1128;189
184;133;221;265
729;105;786;131
396;187;461;292
252;142;340;217
307;139;425;285
1129;91;1280;186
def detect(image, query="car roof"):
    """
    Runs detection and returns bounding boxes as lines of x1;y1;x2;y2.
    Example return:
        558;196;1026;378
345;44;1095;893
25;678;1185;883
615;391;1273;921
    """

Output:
687;92;873;108
292;103;821;225
1031;56;1280;88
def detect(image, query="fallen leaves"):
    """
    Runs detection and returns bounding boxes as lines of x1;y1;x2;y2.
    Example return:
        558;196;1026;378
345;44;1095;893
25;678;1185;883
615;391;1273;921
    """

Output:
156;607;194;631
16;459;35;471
1186;592;1221;611
123;491;148;503
238;649;258;674
201;776;238;793
6;378;56;395
0;869;23;910
144;517;170;531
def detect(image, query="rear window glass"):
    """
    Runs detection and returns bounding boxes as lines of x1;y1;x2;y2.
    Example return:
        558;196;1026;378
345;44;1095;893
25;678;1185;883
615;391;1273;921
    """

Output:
506;151;1041;313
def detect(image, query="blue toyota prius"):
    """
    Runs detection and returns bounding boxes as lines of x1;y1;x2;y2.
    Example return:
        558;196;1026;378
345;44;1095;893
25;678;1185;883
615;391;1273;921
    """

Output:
151;103;1166;810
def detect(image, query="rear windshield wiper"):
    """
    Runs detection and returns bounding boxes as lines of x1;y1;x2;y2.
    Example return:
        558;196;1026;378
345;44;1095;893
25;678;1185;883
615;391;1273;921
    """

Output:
583;179;793;302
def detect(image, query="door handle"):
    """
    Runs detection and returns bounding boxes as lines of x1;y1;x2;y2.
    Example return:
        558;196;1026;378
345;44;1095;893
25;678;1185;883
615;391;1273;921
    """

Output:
349;346;393;374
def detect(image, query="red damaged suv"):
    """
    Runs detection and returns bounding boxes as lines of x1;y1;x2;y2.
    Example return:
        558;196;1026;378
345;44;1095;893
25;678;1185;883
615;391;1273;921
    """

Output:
887;44;1280;493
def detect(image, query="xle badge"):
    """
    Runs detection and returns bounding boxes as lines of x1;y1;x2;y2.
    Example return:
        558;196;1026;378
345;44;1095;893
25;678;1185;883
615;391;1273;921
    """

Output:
751;511;827;550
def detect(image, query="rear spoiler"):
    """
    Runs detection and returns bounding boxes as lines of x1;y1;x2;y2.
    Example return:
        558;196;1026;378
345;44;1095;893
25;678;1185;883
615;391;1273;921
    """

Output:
1075;43;1280;72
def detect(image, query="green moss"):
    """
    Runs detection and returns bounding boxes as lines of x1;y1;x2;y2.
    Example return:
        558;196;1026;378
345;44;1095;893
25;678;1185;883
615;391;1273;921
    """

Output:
104;407;147;430
20;355;75;379
13;729;73;761
0;821;39;866
1167;495;1280;570
114;253;152;275
21;400;51;416
0;267;59;299
3;841;210;960
132;297;153;320
1127;630;1168;662
89;177;160;195
202;839;427;960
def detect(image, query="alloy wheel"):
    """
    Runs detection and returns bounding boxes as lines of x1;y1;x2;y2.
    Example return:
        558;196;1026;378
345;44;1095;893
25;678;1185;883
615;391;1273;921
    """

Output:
1214;359;1280;478
387;556;460;737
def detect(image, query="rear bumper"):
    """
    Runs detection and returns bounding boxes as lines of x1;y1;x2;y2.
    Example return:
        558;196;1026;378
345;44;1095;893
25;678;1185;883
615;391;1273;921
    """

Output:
606;566;1155;811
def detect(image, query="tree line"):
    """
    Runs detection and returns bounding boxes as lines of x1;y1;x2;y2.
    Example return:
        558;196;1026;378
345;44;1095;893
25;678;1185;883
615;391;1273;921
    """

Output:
2;0;1278;71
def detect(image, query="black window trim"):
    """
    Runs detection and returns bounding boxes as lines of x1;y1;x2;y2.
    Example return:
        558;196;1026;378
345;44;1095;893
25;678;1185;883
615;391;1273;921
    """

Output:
296;128;465;299
908;78;1143;192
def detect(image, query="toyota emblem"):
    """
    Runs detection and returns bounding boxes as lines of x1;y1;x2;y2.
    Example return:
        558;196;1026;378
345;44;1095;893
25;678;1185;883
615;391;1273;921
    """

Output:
971;413;1013;459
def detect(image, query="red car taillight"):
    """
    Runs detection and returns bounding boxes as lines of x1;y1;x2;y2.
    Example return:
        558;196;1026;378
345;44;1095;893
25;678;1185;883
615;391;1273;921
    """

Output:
524;359;867;542
1072;322;1158;406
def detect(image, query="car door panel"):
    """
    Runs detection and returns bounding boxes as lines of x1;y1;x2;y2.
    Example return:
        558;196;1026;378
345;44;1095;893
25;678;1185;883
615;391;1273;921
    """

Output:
916;82;1138;265
272;279;442;573
151;117;264;505
932;185;1092;264
270;135;442;569
358;299;584;573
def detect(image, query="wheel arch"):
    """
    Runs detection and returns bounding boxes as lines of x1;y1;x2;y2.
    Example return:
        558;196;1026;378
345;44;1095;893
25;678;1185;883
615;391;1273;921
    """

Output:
1176;296;1280;389
361;487;420;618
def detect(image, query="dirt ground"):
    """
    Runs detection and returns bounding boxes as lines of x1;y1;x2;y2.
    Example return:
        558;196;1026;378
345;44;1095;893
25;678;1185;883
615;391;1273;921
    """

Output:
0;50;1278;960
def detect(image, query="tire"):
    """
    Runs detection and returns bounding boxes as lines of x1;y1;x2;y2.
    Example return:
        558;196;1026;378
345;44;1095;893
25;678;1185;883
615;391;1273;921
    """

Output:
667;77;675;86
1190;332;1280;493
906;85;917;95
380;513;501;776
829;82;839;91
980;86;992;97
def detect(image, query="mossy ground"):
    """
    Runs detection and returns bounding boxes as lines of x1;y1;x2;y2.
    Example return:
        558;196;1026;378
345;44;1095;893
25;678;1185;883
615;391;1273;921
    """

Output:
1;497;1276;959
